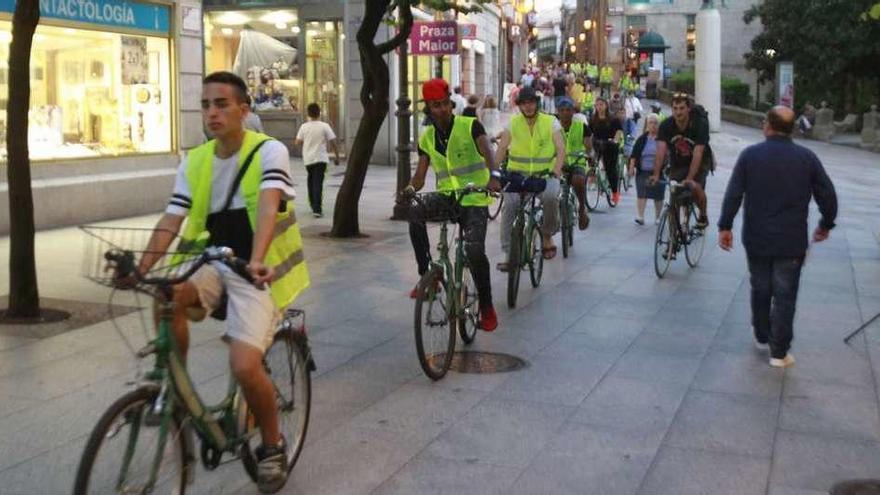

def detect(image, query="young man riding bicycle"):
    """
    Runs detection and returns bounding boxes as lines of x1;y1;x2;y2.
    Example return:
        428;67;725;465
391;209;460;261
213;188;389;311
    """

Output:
649;92;711;229
405;78;502;331
134;71;309;493
556;96;591;231
495;85;567;264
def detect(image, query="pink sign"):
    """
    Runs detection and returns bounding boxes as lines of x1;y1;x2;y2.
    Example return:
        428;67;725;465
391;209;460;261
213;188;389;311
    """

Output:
459;23;477;39
408;20;459;55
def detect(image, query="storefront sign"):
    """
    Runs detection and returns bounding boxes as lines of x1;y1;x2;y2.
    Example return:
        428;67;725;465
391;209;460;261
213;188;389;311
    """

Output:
0;0;171;34
459;23;476;40
408;20;458;56
776;61;794;108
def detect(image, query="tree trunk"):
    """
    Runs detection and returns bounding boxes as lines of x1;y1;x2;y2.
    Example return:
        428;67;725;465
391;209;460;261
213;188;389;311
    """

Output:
330;0;413;237
5;0;40;318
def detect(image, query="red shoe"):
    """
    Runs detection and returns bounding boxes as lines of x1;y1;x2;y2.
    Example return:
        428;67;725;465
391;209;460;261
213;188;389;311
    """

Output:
480;305;498;332
409;286;418;299
612;192;621;204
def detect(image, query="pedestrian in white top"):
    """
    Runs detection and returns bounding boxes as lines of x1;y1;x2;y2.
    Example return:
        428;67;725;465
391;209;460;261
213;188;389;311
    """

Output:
294;103;340;218
450;86;467;116
242;95;265;133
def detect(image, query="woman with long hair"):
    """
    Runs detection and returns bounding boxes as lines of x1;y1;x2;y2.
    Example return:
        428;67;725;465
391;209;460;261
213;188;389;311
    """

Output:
588;97;624;204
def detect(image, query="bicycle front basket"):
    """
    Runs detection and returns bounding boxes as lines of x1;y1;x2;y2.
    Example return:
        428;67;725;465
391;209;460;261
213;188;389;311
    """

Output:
80;225;202;288
401;192;462;223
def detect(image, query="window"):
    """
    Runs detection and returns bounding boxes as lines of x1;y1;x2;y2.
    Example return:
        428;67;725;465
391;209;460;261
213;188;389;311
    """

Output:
0;23;173;160
626;15;647;31
686;14;696;60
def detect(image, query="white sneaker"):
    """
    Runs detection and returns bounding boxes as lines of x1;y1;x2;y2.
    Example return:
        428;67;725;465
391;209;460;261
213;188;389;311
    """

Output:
754;339;769;351
769;354;795;368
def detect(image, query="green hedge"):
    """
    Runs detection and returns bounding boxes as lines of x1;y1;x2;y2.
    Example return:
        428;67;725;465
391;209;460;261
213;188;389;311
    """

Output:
668;69;752;109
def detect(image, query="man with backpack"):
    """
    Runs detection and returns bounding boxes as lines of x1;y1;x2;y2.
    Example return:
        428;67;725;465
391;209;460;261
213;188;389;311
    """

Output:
649;92;713;229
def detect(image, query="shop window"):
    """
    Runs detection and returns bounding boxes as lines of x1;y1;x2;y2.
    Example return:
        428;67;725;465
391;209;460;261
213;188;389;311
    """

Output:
0;23;172;160
686;14;696;60
205;9;302;112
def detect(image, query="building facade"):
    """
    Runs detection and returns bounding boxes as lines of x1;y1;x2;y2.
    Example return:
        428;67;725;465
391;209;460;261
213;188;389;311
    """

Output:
0;0;198;234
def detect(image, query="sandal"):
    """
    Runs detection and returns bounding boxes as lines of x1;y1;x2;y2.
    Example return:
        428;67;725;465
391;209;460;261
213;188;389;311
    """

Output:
542;246;557;260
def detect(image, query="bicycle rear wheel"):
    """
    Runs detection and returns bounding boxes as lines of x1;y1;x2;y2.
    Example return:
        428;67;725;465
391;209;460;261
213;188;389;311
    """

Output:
458;266;479;344
507;222;523;309
488;194;504;220
560;191;572;259
73;386;188;495
585;169;600;211
684;205;706;268
241;327;312;481
414;268;456;380
529;223;544;288
654;208;674;279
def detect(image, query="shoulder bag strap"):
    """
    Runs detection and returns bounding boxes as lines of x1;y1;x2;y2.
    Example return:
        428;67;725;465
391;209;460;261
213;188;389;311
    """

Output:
220;139;270;211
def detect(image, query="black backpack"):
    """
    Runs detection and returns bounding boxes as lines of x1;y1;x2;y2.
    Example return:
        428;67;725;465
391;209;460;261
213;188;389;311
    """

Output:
690;105;716;173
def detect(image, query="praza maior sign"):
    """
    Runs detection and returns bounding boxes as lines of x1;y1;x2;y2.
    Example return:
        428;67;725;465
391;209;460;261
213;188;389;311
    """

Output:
407;20;459;56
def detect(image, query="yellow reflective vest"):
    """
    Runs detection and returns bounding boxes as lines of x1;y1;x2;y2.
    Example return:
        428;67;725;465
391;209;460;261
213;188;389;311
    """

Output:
600;66;613;84
180;131;310;309
586;64;599;79
561;120;587;165
582;90;595;110
419;117;492;207
508;113;556;176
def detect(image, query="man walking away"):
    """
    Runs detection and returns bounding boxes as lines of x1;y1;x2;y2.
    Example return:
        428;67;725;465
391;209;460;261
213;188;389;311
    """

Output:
718;106;837;368
295;103;341;218
451;86;467;116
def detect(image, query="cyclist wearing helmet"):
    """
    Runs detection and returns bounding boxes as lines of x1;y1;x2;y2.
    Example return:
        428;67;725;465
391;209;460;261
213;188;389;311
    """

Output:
556;96;591;230
496;86;567;265
405;78;501;331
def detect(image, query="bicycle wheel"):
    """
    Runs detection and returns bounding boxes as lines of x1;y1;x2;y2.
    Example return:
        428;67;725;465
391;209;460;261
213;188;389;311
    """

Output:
567;194;577;248
488;193;504;221
618;157;630;193
529;223;544;288
507;221;523;309
458;266;479;344
585;169;601;211
414;268;456;380
73;386;188;495
654;208;674;279
560;191;572;259
684;204;706;268
241;328;312;482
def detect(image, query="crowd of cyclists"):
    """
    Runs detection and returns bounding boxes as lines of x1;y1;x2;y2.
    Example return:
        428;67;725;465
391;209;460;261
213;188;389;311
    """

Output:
401;64;715;333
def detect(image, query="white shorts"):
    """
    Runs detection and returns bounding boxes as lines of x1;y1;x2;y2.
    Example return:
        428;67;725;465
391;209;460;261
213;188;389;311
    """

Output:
188;262;279;353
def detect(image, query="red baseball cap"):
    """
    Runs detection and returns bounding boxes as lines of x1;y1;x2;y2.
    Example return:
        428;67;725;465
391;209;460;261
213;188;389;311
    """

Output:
422;78;450;102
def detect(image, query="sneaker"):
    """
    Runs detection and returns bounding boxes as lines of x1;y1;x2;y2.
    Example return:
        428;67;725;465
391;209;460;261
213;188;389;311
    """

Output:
612;192;621;204
753;338;769;351
255;439;289;493
409;285;418;299
480;305;498;331
634;217;645;226
313;212;323;218
769;354;795;368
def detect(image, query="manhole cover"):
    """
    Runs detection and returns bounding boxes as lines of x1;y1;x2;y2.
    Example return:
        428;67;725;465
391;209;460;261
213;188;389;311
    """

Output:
448;351;528;374
831;480;880;495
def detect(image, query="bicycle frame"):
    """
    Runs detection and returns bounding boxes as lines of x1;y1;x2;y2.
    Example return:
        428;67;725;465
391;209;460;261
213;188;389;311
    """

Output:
511;193;543;266
125;289;250;490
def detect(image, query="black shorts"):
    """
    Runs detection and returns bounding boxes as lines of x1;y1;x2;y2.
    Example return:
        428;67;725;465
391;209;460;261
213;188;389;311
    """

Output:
668;167;707;189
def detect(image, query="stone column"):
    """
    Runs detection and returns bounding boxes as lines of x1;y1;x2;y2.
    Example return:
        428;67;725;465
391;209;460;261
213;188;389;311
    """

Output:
813;101;835;142
861;105;879;151
695;5;722;132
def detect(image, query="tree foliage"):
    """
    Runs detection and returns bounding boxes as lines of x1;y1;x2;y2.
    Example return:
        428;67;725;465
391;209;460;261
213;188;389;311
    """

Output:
743;0;880;113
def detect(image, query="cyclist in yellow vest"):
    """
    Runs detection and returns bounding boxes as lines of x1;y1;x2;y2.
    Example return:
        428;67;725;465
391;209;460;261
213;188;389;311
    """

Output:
582;84;596;119
406;79;501;331
556;97;591;231
135;72;306;493
495;86;566;264
586;62;599;86
599;65;614;98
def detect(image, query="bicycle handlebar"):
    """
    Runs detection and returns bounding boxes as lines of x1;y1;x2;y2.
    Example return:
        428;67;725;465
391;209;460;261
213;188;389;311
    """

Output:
107;246;257;288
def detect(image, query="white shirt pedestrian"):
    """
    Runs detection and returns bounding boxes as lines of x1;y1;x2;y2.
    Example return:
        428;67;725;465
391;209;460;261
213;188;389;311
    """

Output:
295;119;337;166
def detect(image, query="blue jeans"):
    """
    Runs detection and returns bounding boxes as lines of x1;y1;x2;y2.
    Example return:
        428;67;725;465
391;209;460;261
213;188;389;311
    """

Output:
748;255;804;359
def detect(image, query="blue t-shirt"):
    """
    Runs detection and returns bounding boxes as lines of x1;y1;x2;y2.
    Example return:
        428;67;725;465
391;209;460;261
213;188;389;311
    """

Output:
639;136;657;172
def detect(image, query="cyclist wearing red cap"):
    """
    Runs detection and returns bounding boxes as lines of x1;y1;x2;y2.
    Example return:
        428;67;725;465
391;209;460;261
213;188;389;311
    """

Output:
495;85;567;264
406;78;502;331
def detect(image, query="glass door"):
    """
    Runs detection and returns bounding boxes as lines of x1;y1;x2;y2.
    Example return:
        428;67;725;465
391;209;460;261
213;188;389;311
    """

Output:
305;20;343;146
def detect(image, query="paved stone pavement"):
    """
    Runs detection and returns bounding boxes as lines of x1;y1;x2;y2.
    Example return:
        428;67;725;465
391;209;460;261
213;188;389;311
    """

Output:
1;119;879;494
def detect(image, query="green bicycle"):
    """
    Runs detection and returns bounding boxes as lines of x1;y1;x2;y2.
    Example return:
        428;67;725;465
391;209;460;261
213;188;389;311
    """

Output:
405;186;493;380
74;227;314;494
618;135;634;193
653;180;707;278
558;163;582;259
504;170;554;309
583;146;617;210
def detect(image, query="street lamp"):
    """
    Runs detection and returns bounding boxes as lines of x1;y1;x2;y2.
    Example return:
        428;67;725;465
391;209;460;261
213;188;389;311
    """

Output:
570;45;576;53
578;32;586;41
583;19;592;30
568;36;575;45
